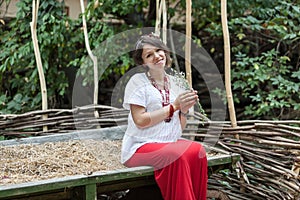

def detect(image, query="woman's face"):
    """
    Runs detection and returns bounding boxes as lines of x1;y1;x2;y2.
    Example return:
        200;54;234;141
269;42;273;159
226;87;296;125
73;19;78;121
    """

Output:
141;44;166;70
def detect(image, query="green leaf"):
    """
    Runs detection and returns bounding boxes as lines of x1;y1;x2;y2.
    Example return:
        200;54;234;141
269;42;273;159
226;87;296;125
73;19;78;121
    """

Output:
292;71;300;80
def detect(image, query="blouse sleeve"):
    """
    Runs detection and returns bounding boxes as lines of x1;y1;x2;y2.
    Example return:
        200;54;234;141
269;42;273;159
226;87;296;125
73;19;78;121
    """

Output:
123;74;147;110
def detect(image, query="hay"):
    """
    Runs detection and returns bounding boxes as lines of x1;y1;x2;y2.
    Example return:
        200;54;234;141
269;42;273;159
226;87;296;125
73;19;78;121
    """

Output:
0;140;124;185
1;139;219;186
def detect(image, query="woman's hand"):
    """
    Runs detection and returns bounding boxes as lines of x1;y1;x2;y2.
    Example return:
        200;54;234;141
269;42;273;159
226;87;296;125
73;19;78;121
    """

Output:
173;90;198;113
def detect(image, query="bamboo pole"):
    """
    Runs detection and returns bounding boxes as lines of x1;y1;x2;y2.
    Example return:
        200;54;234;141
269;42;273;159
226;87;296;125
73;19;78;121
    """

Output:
30;0;48;132
221;0;237;129
79;0;99;121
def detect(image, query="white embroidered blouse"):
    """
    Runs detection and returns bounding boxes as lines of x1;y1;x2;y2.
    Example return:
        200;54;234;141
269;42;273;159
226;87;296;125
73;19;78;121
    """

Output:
121;72;186;164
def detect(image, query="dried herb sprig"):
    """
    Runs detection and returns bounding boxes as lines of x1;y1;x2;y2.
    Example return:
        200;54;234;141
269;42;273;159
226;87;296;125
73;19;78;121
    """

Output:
169;68;207;120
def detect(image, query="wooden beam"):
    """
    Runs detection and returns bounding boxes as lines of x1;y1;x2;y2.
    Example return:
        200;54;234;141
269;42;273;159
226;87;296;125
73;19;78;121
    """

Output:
85;184;97;200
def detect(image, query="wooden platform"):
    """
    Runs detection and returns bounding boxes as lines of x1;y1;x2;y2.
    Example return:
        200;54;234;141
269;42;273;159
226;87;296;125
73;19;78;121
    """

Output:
0;126;240;200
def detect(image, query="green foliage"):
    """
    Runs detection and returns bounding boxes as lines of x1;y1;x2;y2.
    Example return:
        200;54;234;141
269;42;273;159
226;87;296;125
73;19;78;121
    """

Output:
1;0;300;120
89;0;147;17
193;0;300;119
0;0;82;113
231;1;300;119
76;0;147;87
76;20;133;86
0;0;149;114
232;49;300;119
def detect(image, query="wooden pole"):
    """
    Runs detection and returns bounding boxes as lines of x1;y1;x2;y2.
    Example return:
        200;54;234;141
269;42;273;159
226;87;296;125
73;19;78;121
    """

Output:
185;0;196;141
80;0;100;121
162;0;167;44
155;0;161;36
185;0;192;89
155;0;167;44
221;1;244;192
221;0;237;129
30;0;48;132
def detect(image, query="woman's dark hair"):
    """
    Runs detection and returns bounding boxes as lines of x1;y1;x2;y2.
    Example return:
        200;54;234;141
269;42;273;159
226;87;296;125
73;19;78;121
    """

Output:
132;33;172;67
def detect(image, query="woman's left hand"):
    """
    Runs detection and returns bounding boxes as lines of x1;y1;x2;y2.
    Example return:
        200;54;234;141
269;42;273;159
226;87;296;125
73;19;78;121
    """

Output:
173;90;198;113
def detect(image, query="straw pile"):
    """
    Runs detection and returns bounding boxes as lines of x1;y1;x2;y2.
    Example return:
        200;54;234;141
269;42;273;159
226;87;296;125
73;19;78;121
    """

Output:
0;140;124;185
0;138;221;186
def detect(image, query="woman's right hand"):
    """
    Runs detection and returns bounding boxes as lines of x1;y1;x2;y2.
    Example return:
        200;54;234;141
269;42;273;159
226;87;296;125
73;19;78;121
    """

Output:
173;90;199;113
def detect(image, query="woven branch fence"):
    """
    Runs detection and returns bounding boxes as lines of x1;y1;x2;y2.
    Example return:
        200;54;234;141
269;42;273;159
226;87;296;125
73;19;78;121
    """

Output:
0;106;299;199
0;105;128;136
184;119;300;200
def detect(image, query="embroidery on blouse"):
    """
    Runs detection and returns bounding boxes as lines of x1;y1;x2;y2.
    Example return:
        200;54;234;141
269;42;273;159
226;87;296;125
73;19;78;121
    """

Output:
146;72;172;122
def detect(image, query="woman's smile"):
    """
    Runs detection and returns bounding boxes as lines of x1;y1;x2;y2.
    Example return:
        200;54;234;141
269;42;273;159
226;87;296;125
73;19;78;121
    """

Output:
155;58;165;65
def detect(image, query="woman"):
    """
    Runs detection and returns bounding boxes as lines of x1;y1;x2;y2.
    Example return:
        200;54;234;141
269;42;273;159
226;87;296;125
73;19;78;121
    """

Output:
121;33;207;200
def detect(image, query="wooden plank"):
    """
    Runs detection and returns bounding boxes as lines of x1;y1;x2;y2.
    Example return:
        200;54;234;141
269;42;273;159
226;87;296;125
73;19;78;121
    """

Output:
0;186;85;200
1;190;70;200
85;184;97;200
0;166;153;198
96;175;156;193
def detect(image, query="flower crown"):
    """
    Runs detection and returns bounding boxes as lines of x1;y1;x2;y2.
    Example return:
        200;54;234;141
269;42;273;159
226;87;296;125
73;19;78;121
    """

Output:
135;32;162;50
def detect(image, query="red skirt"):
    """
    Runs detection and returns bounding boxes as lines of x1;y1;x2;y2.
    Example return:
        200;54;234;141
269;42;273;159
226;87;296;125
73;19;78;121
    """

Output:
125;139;208;200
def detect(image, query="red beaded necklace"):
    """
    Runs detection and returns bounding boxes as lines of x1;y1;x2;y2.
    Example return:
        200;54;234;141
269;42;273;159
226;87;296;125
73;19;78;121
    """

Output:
146;72;172;122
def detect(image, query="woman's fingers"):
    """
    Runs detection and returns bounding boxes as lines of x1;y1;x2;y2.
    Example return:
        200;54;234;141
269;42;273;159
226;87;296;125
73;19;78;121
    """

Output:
180;91;198;103
179;91;198;111
174;90;198;111
183;95;197;103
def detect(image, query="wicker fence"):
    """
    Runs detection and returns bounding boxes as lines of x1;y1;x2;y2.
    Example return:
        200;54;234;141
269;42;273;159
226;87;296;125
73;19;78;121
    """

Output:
184;120;300;200
0;105;128;137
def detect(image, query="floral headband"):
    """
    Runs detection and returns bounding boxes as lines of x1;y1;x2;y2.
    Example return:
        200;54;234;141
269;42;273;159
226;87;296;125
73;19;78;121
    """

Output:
135;32;162;50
